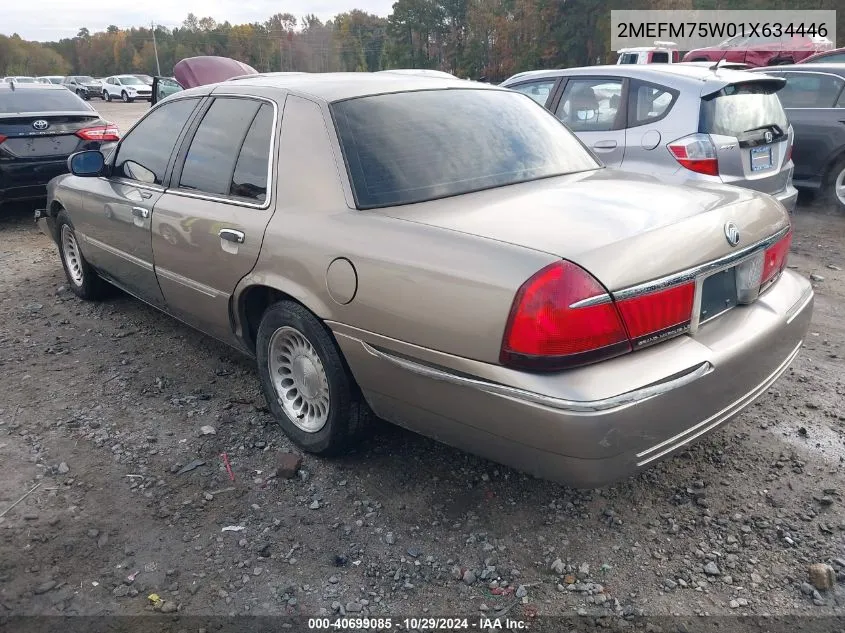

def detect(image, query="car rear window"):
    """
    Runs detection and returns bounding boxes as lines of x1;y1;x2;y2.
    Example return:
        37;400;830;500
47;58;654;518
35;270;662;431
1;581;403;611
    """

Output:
332;88;600;209
0;88;91;113
699;82;789;139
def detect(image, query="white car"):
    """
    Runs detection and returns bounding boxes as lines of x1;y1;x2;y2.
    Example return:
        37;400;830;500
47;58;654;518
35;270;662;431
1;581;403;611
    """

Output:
37;75;65;84
101;75;152;102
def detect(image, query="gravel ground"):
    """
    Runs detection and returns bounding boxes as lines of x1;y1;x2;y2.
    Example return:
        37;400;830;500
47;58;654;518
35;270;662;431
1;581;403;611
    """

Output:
1;101;845;625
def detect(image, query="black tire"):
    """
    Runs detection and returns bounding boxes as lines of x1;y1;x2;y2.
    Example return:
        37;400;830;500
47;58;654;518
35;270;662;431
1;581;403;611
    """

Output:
55;210;110;301
103;90;111;102
121;91;132;103
824;157;845;212
256;300;370;455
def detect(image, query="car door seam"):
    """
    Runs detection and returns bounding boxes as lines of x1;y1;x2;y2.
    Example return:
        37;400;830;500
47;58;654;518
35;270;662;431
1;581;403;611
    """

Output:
76;233;153;272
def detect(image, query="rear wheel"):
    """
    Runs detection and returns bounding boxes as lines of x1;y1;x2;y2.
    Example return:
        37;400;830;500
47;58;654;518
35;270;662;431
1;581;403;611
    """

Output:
55;211;110;300
825;158;845;212
256;301;370;455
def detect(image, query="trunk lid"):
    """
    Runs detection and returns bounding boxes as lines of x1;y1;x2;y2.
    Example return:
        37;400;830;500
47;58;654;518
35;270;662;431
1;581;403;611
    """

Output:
0;113;101;158
382;168;789;291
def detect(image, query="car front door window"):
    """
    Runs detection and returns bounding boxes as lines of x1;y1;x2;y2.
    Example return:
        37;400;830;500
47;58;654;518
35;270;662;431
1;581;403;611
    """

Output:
113;98;199;186
776;72;845;108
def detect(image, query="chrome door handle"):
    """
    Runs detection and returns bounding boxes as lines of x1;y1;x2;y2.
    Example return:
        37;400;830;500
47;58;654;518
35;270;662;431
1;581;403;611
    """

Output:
218;229;245;244
131;206;149;219
592;140;618;150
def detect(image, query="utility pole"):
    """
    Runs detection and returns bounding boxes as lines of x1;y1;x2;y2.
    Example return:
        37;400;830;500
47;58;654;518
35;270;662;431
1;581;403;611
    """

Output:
151;21;161;75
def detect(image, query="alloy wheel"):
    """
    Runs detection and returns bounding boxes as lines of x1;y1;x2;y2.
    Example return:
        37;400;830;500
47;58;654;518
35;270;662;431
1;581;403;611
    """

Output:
267;326;330;433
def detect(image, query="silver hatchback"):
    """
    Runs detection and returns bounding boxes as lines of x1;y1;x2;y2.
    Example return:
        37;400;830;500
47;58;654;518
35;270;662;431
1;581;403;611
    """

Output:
501;65;798;212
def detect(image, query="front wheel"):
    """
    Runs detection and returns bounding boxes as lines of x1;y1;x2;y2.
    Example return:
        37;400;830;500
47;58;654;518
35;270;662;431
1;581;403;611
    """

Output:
825;158;845;212
256;301;370;455
103;90;111;102
55;211;110;300
121;91;133;103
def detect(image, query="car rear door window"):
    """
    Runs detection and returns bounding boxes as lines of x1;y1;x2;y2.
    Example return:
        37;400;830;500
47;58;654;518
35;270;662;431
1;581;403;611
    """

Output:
774;72;845;108
509;80;556;105
230;103;274;203
114;98;198;185
178;97;263;197
555;78;623;131
629;82;678;127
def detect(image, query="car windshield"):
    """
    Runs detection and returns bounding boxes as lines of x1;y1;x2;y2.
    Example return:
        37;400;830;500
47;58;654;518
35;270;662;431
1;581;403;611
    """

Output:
0;88;91;113
77;76;95;83
119;76;144;85
14;77;36;83
332;88;600;209
699;82;788;138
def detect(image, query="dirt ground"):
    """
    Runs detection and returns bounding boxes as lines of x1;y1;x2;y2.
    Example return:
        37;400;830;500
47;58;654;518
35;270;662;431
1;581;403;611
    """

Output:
2;101;845;627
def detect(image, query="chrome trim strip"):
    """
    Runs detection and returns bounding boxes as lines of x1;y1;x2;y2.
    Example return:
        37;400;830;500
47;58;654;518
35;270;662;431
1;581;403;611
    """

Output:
77;232;153;272
164;93;278;211
110;178;163;193
636;341;803;465
569;293;612;308
614;226;790;301
786;286;814;324
155;267;222;299
361;341;713;414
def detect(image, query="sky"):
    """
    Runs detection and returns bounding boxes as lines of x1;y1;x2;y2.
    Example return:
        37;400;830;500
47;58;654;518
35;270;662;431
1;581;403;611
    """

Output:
1;0;395;42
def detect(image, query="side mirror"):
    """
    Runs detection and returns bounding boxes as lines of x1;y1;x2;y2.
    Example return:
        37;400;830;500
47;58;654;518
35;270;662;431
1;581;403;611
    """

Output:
68;150;105;177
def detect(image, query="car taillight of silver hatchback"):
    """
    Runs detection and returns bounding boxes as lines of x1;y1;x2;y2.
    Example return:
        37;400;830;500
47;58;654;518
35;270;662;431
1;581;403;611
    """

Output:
667;133;719;176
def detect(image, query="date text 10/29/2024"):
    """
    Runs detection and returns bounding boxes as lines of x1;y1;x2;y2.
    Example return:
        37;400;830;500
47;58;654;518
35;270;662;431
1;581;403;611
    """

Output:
307;617;529;630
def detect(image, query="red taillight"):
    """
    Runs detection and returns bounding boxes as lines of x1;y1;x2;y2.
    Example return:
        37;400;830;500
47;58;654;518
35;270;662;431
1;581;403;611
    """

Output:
615;282;695;343
76;124;120;142
761;228;792;286
667;134;719;177
500;261;631;371
0;134;6;145
786;144;793;163
501;262;698;371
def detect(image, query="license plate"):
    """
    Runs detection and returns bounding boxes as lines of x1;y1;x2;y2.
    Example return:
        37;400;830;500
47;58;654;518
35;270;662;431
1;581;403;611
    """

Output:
699;267;738;323
750;145;773;172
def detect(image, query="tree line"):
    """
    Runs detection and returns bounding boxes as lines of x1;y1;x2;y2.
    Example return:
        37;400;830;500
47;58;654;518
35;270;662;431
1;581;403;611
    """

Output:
0;0;842;83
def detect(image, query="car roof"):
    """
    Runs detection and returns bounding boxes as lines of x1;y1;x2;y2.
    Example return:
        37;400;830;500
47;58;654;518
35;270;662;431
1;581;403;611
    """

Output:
748;63;845;76
0;82;68;91
501;64;781;93
206;72;500;102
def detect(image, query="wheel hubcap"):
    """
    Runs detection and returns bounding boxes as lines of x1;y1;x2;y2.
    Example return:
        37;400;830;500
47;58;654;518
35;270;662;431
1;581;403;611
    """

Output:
835;167;845;206
61;225;84;286
268;326;330;432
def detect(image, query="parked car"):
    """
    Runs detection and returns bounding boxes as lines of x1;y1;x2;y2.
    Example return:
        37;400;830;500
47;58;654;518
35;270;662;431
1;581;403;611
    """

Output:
37;76;65;85
151;56;260;105
62;76;103;100
102;75;152;102
0;83;118;206
500;65;798;212
748;63;845;210
797;47;845;64
617;41;679;64
37;73;812;487
683;34;834;67
3;76;36;84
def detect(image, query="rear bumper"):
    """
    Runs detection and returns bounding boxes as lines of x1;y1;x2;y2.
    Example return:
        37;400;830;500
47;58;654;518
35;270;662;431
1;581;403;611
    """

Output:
774;184;799;213
331;270;813;488
0;159;69;202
